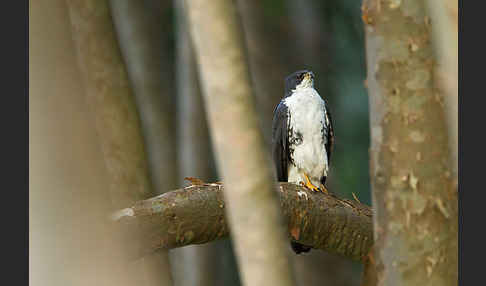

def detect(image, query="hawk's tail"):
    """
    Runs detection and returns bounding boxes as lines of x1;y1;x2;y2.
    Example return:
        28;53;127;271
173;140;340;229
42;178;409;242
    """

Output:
290;241;312;254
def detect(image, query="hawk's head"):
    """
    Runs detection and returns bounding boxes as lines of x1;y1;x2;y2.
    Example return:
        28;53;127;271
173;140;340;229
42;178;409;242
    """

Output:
284;70;314;97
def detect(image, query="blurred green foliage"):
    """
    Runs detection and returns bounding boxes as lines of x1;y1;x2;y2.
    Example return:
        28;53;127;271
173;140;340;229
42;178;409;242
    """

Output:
326;0;371;205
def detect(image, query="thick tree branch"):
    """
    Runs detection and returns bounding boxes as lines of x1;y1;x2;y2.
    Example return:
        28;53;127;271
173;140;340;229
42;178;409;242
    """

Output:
115;183;373;262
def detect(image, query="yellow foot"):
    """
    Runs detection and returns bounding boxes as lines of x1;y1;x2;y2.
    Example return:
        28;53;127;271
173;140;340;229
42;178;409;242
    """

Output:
301;173;320;192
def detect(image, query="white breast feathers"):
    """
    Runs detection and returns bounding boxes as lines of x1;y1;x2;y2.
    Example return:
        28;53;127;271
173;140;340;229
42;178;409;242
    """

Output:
283;87;328;186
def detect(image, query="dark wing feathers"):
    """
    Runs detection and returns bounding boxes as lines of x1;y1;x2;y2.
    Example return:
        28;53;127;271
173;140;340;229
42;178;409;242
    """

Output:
291;241;311;254
273;102;311;254
324;106;334;163
320;102;334;186
272;102;289;182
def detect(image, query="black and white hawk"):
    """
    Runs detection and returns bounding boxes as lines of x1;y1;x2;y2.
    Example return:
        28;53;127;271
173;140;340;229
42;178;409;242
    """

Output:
271;70;334;254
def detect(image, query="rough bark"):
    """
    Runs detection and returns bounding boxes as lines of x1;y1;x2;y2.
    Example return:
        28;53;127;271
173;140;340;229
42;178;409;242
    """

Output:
362;1;458;285
182;0;296;285
114;183;373;262
171;1;218;285
109;0;178;195
65;1;173;285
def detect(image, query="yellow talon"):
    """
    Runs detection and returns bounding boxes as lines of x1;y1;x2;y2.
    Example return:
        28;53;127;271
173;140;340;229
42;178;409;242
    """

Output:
303;174;320;192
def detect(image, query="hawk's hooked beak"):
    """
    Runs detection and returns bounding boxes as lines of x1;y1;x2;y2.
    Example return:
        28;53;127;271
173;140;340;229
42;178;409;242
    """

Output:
295;71;315;90
304;72;315;86
303;72;314;82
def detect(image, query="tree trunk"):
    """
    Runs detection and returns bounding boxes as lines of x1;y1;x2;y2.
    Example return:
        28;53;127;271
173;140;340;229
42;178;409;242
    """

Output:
362;1;458;285
30;2;136;285
65;1;173;285
170;1;219;285
182;0;296;285
109;0;178;195
425;0;458;179
236;0;289;147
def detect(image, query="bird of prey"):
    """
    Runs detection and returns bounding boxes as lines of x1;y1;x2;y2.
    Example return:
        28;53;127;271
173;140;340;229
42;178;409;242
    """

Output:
271;70;334;254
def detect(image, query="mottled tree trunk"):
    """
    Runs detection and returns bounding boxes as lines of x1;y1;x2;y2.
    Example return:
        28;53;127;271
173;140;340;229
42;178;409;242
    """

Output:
362;1;458;285
109;0;178;195
182;0;296;285
170;1;219;285
65;1;173;285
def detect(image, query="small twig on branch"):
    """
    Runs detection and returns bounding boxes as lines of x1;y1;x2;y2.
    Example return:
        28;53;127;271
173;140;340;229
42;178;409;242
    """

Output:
114;183;373;262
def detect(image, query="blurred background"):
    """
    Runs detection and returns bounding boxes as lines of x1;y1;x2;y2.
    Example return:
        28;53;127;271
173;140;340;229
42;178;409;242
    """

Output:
30;0;370;285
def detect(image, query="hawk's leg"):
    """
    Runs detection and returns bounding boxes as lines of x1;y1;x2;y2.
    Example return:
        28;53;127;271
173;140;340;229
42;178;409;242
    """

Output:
300;173;320;192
